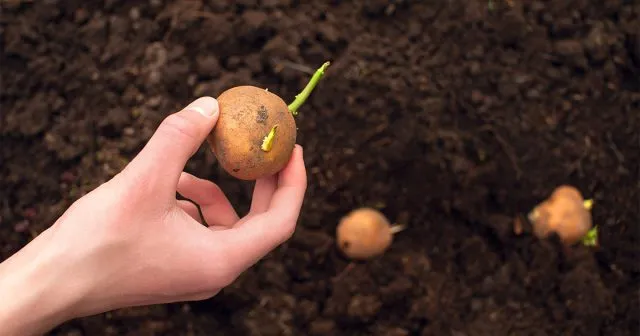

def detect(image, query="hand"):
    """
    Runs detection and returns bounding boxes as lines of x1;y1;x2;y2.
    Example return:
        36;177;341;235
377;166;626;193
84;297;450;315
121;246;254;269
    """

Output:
0;97;307;335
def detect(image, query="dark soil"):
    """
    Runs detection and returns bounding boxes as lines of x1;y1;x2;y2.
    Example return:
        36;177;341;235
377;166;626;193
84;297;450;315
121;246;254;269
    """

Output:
1;0;639;335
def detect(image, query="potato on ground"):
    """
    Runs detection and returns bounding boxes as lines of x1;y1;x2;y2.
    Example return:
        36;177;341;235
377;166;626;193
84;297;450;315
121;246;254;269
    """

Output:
528;185;592;246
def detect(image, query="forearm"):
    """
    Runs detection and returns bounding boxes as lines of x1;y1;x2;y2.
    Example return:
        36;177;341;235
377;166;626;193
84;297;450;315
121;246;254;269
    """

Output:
0;231;82;335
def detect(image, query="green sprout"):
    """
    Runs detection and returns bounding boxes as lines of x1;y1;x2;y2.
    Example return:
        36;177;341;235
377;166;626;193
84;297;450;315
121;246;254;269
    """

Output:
288;61;330;116
260;61;330;152
581;199;597;247
261;125;278;152
581;226;598;247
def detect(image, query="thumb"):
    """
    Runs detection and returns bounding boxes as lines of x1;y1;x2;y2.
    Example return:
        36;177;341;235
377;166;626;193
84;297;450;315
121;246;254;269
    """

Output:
124;97;219;192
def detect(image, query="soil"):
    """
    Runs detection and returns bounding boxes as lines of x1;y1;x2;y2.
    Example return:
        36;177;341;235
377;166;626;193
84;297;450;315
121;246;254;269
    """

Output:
1;0;639;335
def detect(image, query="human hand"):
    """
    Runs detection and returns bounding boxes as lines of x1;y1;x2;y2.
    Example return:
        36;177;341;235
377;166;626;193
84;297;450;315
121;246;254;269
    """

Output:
0;97;307;335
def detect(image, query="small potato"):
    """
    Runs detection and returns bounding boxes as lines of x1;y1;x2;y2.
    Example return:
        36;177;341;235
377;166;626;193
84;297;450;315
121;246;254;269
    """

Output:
336;207;404;260
206;86;297;180
528;185;593;246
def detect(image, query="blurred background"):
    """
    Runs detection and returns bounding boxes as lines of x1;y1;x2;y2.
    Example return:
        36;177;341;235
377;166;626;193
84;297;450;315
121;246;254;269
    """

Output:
1;0;639;335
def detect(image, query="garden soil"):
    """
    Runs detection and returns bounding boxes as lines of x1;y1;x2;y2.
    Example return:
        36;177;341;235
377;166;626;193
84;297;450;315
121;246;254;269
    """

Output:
1;1;639;335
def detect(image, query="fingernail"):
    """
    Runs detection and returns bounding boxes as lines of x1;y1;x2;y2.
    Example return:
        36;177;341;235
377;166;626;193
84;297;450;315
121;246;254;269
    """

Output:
186;96;218;117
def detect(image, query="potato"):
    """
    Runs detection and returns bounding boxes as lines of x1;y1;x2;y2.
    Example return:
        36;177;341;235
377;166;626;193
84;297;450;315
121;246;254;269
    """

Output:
206;62;329;180
206;85;296;180
528;185;593;246
336;207;406;260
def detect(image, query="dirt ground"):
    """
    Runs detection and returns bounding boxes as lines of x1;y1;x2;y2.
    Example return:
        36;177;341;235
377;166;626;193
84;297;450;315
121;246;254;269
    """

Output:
1;0;639;335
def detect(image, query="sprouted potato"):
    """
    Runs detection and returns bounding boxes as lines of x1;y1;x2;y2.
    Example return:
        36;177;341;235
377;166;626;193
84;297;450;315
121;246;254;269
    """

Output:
336;207;405;260
206;62;329;180
528;185;593;246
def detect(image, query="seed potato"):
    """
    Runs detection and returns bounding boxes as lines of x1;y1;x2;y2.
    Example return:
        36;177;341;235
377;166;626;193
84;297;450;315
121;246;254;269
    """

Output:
206;86;297;180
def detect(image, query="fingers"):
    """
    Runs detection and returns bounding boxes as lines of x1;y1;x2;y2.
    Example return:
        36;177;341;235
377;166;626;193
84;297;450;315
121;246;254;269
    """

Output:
265;145;307;220
248;175;277;214
211;145;307;272
178;200;202;223
177;172;239;227
122;97;219;195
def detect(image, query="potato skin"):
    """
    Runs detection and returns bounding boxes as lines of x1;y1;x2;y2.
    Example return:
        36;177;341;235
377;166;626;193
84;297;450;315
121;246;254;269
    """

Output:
336;208;393;260
206;86;296;180
530;185;592;246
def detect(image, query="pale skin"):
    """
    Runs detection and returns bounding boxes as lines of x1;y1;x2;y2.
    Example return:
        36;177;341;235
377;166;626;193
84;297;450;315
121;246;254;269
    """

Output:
0;97;307;336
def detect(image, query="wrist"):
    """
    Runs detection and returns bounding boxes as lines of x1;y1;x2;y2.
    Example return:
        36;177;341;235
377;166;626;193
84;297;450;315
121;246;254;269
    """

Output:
0;228;87;335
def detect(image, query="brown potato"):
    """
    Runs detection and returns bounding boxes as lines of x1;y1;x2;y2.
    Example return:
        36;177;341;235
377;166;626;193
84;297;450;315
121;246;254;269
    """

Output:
336;207;397;260
206;85;297;180
528;185;592;246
